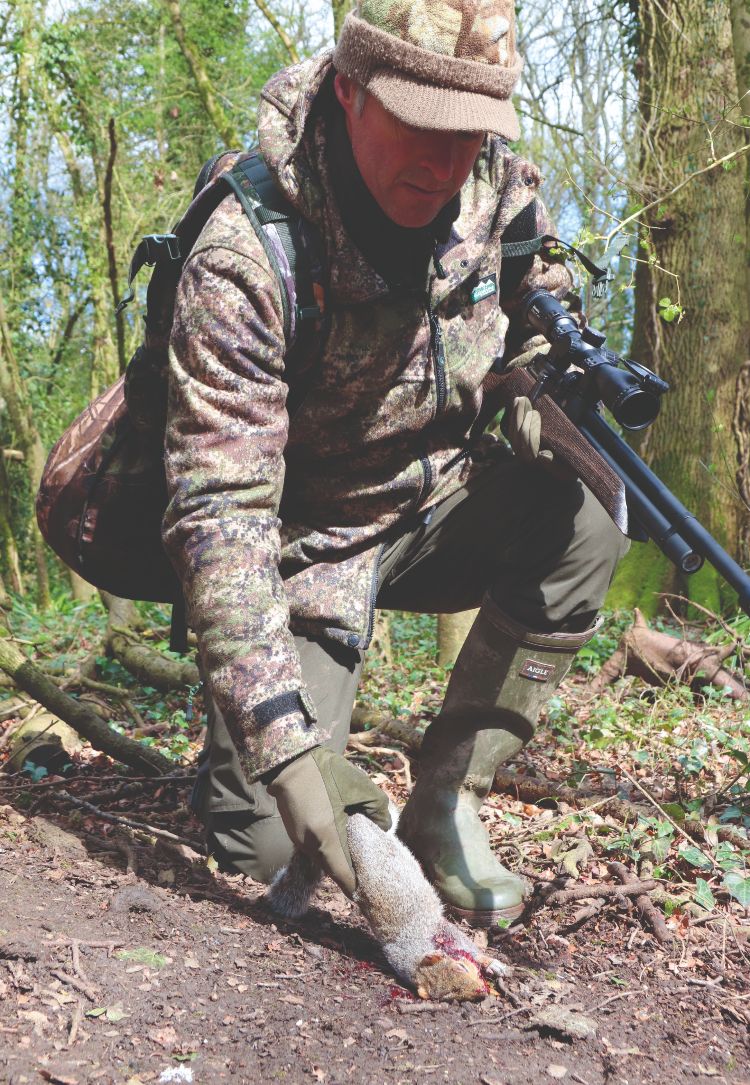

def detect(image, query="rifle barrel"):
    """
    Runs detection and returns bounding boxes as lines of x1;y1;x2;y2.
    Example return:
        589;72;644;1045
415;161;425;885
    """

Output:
580;422;701;573
582;410;750;615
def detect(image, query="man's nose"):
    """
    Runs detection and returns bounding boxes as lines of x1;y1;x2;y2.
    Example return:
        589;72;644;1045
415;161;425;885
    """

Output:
417;132;458;183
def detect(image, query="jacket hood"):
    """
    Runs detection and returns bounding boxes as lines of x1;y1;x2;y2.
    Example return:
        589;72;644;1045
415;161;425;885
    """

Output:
257;53;520;305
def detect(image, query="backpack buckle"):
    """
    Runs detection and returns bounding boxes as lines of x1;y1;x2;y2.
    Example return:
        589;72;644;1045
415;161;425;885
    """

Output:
143;233;181;265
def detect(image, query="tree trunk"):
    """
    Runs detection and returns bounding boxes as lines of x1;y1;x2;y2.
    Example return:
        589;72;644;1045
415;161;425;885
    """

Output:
69;570;97;603
162;0;241;148
0;454;23;595
331;0;353;39
610;0;748;616
436;610;478;668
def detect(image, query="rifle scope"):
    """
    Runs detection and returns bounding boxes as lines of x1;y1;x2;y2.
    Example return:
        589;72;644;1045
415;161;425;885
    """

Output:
522;290;667;431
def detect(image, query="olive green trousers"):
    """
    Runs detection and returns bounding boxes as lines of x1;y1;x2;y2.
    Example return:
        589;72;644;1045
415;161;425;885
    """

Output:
190;452;629;882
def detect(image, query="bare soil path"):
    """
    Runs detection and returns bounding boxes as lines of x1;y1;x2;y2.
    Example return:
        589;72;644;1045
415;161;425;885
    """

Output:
0;801;748;1085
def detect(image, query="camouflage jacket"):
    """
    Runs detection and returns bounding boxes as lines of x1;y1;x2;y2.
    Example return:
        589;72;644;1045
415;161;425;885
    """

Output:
163;52;572;781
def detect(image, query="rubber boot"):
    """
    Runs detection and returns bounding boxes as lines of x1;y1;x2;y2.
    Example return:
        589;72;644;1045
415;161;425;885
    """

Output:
397;593;600;927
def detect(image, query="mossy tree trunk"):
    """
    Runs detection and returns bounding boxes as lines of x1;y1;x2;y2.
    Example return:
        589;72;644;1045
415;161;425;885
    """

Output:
331;0;353;39
610;0;748;617
437;610;478;668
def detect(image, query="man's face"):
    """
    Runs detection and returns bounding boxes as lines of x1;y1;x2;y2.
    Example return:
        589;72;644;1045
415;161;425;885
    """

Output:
334;74;485;229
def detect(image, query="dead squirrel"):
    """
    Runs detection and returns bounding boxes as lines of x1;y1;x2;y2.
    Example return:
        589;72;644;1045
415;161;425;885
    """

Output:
266;808;508;1002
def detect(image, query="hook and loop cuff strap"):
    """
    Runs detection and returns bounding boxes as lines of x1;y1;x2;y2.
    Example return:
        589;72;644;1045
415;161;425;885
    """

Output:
250;688;318;729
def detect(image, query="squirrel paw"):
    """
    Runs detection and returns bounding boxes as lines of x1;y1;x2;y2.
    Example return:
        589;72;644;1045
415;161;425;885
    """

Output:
265;850;323;919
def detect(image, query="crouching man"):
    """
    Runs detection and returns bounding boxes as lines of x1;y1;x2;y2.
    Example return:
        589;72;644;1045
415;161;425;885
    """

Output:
163;0;628;926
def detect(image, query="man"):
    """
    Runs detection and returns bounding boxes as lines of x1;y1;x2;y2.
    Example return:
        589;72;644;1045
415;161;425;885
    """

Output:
163;0;628;927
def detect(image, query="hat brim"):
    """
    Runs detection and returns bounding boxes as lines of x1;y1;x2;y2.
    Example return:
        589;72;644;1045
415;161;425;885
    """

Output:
367;70;520;140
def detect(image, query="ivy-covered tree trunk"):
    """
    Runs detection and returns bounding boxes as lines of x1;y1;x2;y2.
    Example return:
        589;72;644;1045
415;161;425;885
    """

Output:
611;0;748;616
331;0;353;39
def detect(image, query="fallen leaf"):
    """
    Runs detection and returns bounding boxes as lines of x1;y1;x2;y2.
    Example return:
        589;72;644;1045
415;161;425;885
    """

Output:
385;1028;409;1042
527;1006;597;1041
280;994;305;1005
547;1067;568;1080
148;1025;178;1049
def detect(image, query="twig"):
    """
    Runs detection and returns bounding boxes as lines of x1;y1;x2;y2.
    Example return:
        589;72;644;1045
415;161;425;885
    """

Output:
59;789;201;849
466;1005;530;1028
659;593;746;648
0;772;194;792
349;740;413;791
51;969;97;1002
547;880;656;906
619;768;720;873
67;1001;82;1046
603;142;750;250
594;990;634;1011
608;862;673;946
561;898;605;930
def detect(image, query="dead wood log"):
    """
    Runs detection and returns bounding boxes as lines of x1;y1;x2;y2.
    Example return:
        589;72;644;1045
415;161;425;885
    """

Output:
0;635;171;775
589;609;747;700
101;593;199;691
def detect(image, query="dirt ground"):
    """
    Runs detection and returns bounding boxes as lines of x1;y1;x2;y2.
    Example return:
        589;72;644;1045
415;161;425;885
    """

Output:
0;791;748;1085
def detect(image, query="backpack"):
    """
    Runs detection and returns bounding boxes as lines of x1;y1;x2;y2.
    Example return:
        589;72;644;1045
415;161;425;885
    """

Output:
35;151;329;615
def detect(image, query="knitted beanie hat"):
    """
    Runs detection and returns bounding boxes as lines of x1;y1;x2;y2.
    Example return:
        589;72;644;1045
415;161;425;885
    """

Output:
333;0;522;138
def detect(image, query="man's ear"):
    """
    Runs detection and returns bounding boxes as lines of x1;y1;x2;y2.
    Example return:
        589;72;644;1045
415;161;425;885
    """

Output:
333;72;357;115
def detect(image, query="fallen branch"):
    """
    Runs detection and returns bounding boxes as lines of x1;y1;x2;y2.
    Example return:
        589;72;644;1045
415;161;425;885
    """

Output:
546;879;657;906
59;788;201;849
102;593;199;692
0;636;171;775
608;861;673;946
353;711;749;849
589;609;747;700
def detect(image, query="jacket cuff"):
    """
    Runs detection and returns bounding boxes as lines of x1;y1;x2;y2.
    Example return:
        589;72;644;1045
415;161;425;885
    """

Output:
239;688;322;782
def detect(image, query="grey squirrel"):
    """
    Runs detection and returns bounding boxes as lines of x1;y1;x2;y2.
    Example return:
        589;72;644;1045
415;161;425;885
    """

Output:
266;807;508;1002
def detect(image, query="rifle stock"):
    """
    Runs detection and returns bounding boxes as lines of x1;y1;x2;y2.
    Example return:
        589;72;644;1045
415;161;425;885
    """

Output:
484;366;750;616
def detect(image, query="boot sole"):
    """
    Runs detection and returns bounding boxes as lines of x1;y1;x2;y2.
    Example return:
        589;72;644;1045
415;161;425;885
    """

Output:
447;901;525;928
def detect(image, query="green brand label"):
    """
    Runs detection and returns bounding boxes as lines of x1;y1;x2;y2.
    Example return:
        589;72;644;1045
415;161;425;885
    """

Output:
470;275;497;304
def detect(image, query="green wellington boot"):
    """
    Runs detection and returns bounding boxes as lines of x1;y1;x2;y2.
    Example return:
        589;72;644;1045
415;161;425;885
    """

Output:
397;594;600;926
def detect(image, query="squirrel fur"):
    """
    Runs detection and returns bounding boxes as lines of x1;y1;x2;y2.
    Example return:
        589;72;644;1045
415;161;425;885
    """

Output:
266;808;507;1002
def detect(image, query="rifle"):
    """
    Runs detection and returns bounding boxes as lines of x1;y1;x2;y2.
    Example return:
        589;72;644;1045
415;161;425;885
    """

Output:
488;289;750;616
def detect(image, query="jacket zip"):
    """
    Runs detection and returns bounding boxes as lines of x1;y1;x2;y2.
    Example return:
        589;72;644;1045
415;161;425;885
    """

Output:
427;303;448;413
416;453;433;507
364;541;387;648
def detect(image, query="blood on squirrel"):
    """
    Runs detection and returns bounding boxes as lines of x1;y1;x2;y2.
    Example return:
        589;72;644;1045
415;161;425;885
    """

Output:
266;808;508;1003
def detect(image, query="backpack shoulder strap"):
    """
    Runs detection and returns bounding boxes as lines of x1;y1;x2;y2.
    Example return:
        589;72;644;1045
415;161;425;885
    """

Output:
225;152;325;342
225;152;330;413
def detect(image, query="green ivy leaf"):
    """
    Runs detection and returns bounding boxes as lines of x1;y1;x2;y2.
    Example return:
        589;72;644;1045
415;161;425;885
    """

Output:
678;844;713;871
693;878;716;911
723;871;750;907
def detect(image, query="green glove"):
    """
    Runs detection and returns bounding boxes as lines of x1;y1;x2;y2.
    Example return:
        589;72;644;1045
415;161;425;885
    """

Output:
266;746;392;897
507;395;576;478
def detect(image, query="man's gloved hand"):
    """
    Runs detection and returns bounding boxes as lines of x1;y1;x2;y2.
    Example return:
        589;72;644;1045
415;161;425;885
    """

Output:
506;395;576;479
265;746;391;898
